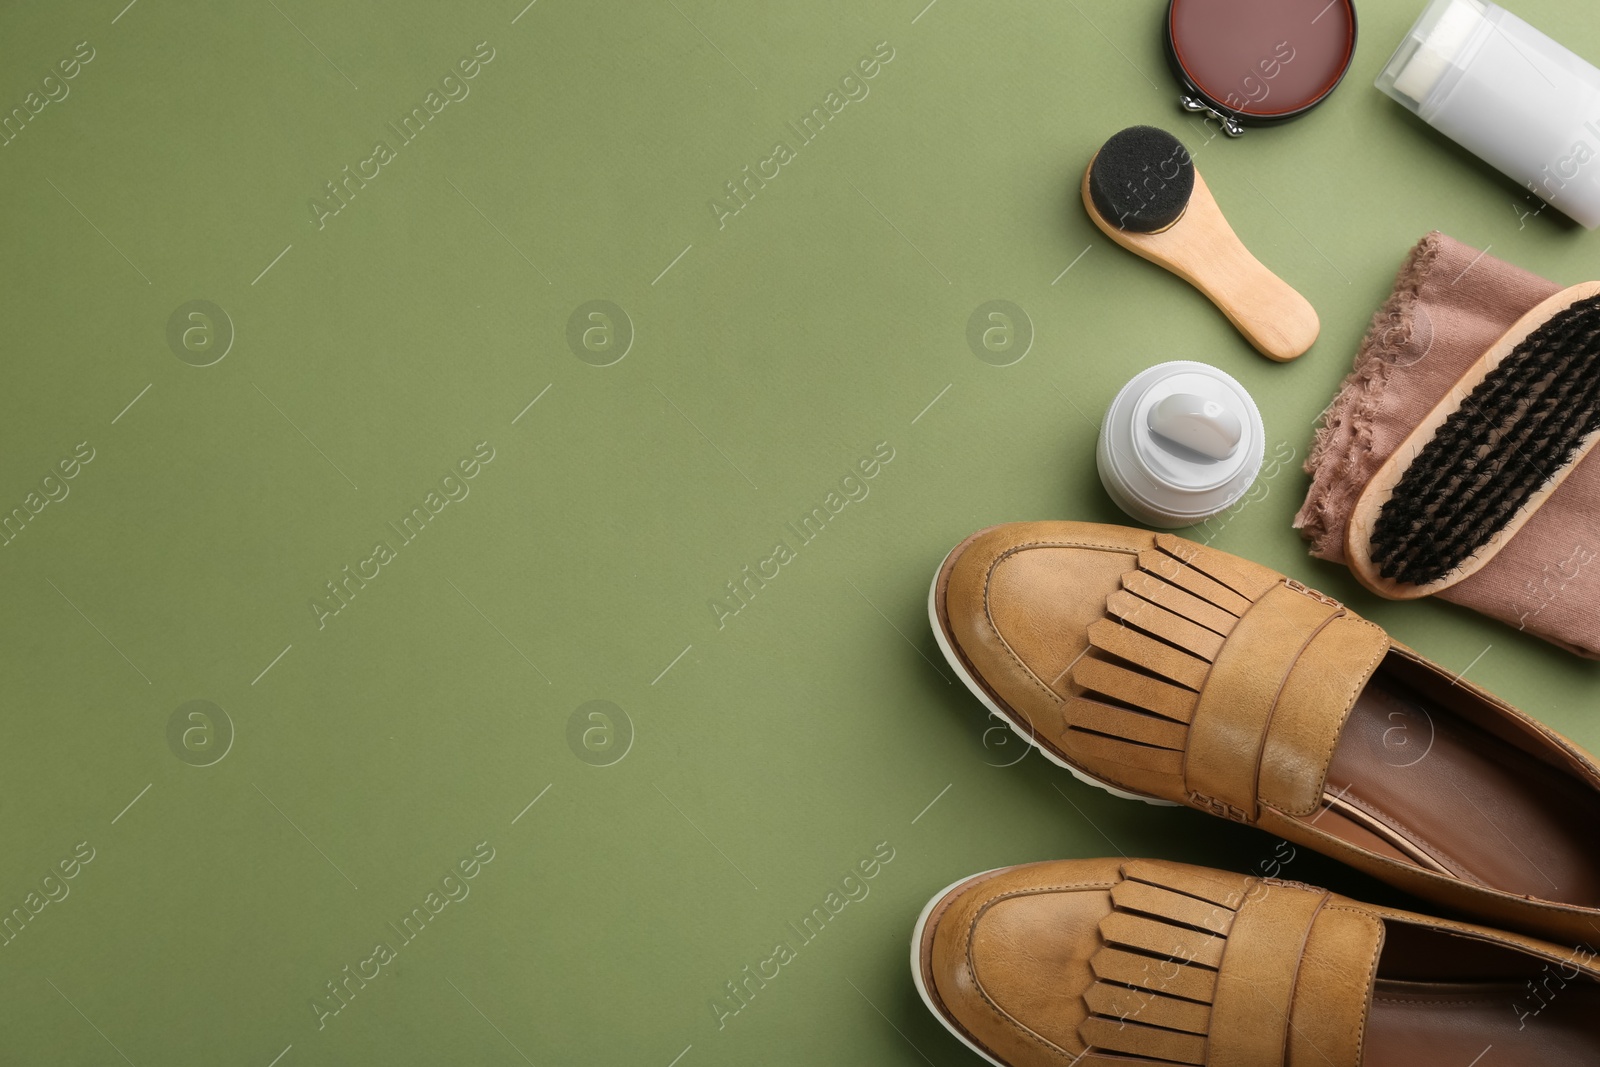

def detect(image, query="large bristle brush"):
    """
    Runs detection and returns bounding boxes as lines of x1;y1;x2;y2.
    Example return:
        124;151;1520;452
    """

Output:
1348;282;1600;599
1082;126;1320;363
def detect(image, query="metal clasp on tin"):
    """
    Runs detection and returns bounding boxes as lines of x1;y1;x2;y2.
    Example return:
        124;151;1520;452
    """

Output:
1180;96;1245;138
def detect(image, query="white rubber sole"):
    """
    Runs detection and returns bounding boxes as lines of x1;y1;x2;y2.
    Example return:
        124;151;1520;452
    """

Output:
927;546;1177;808
910;869;1011;1067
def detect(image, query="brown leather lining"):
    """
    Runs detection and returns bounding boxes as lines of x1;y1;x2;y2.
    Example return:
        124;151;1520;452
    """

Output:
1320;658;1600;906
1319;791;1458;877
1365;978;1600;1066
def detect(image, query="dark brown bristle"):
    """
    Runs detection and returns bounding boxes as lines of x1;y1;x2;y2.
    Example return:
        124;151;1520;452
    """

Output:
1369;295;1600;586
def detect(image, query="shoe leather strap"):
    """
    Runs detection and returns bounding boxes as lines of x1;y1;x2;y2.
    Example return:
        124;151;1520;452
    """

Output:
1068;536;1388;820
1080;863;1383;1067
1209;879;1329;1067
1214;879;1383;1067
1185;583;1388;820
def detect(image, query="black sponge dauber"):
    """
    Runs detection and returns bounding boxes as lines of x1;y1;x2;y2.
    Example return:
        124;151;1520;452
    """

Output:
1079;125;1319;361
1088;125;1196;233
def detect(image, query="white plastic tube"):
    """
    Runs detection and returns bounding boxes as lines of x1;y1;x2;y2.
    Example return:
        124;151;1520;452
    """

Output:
1377;0;1600;229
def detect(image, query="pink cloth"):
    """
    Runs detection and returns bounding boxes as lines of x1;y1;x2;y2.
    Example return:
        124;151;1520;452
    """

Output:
1296;232;1600;658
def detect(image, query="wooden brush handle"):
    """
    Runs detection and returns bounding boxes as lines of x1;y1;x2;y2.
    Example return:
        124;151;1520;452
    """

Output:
1082;165;1319;363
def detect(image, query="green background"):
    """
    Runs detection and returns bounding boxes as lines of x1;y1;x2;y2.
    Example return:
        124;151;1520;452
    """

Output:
3;0;1598;1063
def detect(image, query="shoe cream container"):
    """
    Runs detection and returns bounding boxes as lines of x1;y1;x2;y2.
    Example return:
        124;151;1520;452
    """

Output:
1097;361;1265;529
1377;0;1600;229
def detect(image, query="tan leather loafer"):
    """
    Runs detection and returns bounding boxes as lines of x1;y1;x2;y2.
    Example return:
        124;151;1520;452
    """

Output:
931;521;1600;946
914;858;1600;1067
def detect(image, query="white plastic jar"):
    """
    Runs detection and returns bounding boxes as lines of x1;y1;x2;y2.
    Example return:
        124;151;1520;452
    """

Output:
1377;0;1600;229
1096;361;1265;530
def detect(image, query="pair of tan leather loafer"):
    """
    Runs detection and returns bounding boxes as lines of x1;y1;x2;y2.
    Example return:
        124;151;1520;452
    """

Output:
917;522;1600;1066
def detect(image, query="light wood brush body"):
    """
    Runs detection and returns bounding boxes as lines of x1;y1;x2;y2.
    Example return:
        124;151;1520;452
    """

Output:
1082;146;1319;363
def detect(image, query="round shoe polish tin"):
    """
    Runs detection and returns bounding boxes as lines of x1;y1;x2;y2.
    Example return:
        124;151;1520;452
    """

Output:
1164;0;1358;135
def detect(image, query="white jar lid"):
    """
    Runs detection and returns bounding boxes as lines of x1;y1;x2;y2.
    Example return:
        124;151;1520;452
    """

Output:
1377;0;1490;114
1097;360;1265;529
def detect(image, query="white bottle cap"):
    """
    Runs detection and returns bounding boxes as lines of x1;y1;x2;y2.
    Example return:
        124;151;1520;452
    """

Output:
1096;361;1265;529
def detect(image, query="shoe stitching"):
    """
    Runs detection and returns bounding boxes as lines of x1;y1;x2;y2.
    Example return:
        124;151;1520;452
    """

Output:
1273;889;1331;1067
1322;905;1385;1067
979;539;1131;706
958;877;1122;1063
1386;642;1600;791
975;536;1215;803
1289;826;1594;922
974;541;1158;801
1196;601;1340;823
1372;995;1522;1005
1285;617;1389;818
1319;790;1485;887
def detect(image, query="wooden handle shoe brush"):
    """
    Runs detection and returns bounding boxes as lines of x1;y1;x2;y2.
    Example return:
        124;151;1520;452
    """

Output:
1082;125;1320;362
1347;281;1600;600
